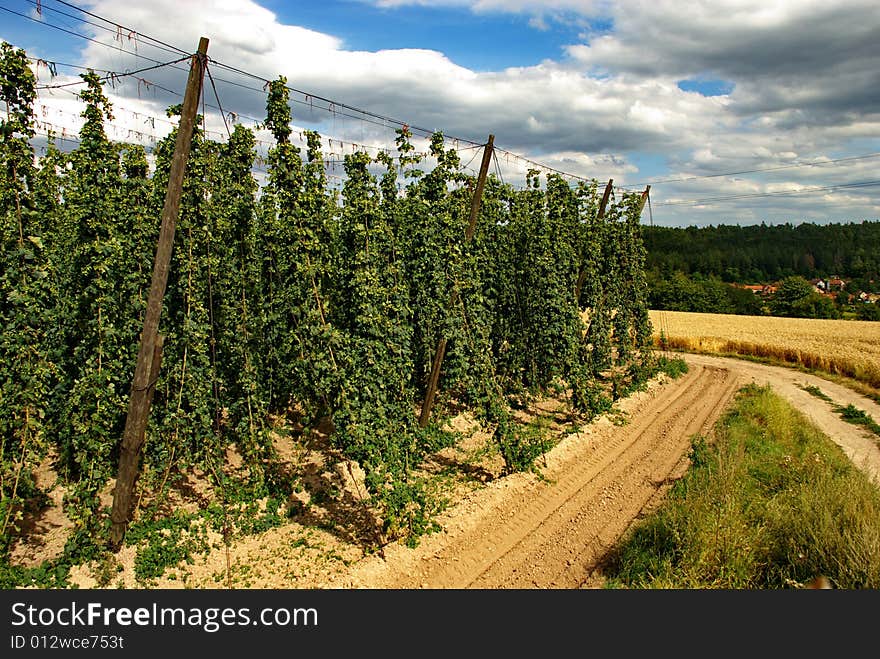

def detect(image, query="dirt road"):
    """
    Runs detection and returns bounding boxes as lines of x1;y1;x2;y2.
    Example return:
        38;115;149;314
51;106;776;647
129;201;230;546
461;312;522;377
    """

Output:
685;354;880;485
338;354;880;589
63;353;880;589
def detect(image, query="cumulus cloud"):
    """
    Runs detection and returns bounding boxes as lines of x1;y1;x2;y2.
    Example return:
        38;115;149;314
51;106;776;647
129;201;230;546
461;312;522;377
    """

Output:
13;0;879;225
74;0;728;161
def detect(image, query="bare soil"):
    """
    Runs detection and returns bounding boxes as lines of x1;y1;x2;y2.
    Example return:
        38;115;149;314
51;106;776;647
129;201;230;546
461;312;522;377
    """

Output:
12;354;880;589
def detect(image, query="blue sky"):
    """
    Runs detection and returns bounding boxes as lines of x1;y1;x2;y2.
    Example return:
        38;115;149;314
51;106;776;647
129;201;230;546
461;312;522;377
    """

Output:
2;0;879;227
263;0;587;70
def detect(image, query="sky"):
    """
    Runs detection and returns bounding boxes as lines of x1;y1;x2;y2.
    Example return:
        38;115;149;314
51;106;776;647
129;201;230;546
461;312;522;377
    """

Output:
1;0;879;227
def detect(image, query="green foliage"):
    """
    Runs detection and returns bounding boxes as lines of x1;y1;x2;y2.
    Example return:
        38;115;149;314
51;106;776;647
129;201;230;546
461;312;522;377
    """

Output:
48;71;142;549
496;414;550;475
771;276;838;318
642;221;880;288
0;42;54;543
126;510;210;582
800;385;880;438
1;50;660;562
856;302;880;321
603;384;880;588
800;384;834;402
645;222;880;320
836;404;880;438
647;270;764;315
332;149;426;538
656;355;689;379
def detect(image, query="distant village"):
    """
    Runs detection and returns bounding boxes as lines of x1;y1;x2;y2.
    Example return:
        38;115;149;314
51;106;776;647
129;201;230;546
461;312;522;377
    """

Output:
736;277;880;305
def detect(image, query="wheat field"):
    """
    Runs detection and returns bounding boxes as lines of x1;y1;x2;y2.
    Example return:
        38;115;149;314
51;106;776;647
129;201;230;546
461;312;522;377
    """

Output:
648;310;880;388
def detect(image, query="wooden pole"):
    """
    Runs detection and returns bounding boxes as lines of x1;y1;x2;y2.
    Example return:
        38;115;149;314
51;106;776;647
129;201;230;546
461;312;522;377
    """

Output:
597;178;613;220
109;37;209;548
418;134;494;428
637;185;651;215
464;134;495;242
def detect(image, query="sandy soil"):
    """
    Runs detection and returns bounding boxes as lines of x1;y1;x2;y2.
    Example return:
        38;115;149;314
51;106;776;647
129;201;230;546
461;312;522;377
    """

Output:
14;354;880;589
326;354;880;590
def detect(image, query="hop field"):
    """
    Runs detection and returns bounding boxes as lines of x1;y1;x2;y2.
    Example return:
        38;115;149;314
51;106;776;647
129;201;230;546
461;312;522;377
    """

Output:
649;310;880;389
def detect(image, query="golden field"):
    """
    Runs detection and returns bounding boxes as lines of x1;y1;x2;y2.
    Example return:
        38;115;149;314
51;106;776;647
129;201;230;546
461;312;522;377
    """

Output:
648;310;880;389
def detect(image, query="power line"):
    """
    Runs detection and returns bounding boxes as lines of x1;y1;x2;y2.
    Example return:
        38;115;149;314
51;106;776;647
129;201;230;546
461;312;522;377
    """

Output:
654;180;880;207
632;152;880;187
34;54;190;90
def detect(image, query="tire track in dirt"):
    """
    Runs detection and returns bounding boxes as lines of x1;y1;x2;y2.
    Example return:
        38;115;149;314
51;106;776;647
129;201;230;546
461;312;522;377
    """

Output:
381;363;740;589
470;366;740;588
325;354;880;590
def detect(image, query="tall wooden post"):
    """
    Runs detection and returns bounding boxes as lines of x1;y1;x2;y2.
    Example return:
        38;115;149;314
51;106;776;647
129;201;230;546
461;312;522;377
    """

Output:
597;178;614;220
109;37;209;548
418;134;494;428
637;185;651;215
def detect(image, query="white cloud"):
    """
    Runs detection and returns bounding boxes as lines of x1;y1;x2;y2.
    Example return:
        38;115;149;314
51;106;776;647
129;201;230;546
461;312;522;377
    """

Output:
12;0;879;226
372;0;604;12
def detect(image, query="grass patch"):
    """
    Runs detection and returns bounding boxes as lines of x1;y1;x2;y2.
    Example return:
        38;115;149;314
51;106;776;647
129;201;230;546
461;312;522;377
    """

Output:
800;384;833;403
656;355;689;379
837;404;880;439
800;384;880;441
603;383;880;589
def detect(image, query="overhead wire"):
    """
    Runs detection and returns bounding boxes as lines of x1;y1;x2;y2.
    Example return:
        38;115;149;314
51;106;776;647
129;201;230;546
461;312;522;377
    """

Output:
8;0;628;186
207;57;484;147
631;151;880;187
0;4;178;68
10;0;880;205
491;148;505;187
205;63;231;139
34;54;190;90
653;179;880;207
49;0;188;55
22;0;186;59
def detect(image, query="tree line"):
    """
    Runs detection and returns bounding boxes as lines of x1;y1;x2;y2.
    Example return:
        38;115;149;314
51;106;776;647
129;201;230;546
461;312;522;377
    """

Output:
644;221;880;320
643;221;880;289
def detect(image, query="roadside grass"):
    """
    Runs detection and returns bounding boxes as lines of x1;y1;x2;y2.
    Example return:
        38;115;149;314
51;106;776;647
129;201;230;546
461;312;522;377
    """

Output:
602;383;880;589
801;384;880;444
657;336;880;404
658;335;880;391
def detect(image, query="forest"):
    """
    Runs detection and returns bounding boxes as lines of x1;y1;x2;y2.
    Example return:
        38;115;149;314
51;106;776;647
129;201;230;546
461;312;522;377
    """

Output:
643;221;880;288
643;221;880;320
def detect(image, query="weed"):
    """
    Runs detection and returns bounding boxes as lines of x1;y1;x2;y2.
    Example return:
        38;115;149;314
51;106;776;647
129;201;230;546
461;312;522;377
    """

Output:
800;385;880;439
836;404;880;438
800;384;833;402
603;383;880;588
